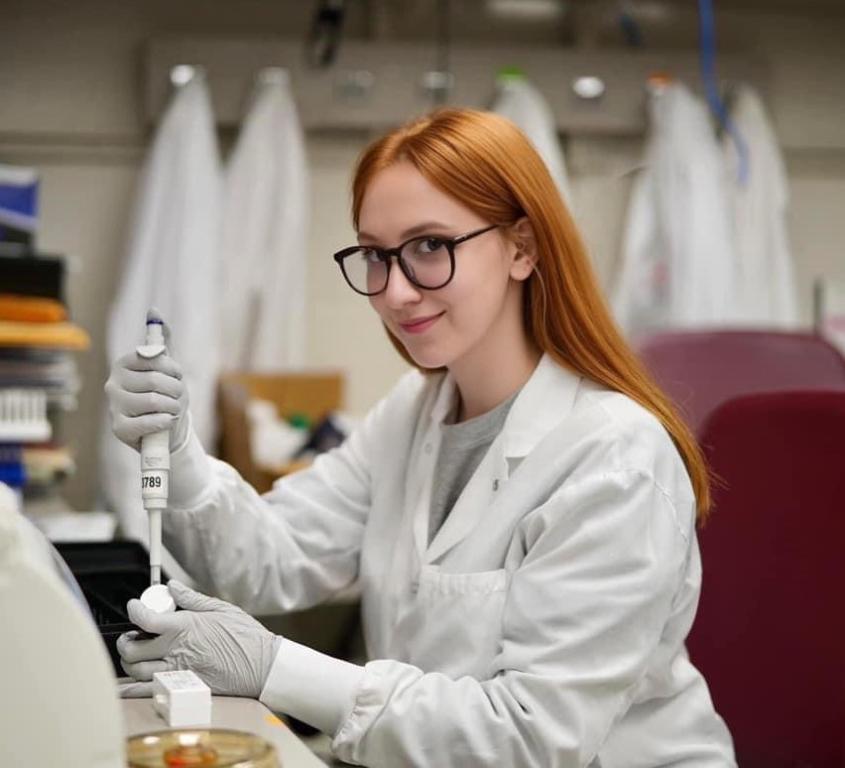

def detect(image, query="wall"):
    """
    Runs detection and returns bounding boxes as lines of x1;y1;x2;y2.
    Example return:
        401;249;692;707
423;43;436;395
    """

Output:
1;0;844;509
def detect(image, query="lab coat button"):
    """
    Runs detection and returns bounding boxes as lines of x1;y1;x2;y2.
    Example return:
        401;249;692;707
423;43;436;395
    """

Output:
424;443;433;455
493;479;500;491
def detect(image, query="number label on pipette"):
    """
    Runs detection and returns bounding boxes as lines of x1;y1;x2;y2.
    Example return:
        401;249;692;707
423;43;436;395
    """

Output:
141;469;169;501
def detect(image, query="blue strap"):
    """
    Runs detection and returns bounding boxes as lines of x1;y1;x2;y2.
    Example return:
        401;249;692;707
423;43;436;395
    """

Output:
698;0;749;185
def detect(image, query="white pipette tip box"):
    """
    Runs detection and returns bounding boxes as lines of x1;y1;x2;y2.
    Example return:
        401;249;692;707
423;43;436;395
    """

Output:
152;670;212;727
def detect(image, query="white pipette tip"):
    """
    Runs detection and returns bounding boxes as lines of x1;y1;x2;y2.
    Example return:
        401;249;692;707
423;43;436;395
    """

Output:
141;583;176;614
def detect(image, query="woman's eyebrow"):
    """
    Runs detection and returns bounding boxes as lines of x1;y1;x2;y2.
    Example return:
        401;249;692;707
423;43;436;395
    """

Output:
357;221;452;244
400;221;452;239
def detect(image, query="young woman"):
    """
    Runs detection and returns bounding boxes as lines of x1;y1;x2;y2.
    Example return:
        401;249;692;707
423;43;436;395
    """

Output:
108;108;736;766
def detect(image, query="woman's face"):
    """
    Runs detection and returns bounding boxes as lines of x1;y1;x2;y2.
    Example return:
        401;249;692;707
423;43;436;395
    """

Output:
357;161;531;372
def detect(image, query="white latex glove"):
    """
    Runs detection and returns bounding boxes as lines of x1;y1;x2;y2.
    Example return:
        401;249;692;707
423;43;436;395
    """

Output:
104;308;190;452
117;580;281;699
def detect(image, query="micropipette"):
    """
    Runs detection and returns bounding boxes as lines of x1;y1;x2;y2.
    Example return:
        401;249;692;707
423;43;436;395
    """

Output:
137;315;169;590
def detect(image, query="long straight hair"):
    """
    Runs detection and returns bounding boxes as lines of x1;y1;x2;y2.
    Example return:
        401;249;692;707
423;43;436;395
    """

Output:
351;108;711;519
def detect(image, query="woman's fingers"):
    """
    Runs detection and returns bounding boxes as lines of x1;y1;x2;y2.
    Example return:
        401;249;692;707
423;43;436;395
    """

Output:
121;658;172;682
117;631;173;665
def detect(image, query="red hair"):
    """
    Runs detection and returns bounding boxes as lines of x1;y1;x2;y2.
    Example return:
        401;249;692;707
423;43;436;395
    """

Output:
351;108;711;519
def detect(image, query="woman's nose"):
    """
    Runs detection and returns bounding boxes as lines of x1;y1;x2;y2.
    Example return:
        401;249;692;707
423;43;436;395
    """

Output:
382;261;422;308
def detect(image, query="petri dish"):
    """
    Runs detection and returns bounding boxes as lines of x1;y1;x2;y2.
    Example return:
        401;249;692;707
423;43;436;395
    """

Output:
126;729;278;768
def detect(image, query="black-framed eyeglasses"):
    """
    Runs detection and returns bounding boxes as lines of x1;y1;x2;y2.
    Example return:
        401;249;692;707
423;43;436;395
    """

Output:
333;224;499;296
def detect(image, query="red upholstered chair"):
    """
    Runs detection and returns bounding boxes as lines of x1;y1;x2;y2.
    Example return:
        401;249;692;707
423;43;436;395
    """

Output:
636;330;845;433
686;391;845;768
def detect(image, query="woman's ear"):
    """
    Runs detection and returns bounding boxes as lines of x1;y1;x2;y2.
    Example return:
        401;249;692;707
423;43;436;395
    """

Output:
509;217;538;282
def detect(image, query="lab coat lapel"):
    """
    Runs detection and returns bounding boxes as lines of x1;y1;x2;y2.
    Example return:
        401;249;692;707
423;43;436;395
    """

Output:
409;374;457;562
425;356;581;563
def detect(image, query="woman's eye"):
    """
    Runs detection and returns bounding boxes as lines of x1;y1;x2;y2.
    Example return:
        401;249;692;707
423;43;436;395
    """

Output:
361;248;381;263
417;237;445;255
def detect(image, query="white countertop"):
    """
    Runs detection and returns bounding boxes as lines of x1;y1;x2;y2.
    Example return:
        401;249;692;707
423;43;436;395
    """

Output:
122;696;328;767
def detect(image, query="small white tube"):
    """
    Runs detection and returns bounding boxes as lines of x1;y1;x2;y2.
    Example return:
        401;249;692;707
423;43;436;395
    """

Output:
141;583;175;614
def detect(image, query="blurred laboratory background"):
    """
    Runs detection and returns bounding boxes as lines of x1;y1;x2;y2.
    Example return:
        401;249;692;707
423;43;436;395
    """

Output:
1;0;844;764
2;0;844;511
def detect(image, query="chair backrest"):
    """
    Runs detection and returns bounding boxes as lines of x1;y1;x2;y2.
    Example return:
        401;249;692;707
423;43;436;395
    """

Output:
687;390;845;767
636;330;845;432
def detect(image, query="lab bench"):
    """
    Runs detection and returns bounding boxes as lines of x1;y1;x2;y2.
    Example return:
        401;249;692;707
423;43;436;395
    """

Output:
122;696;328;767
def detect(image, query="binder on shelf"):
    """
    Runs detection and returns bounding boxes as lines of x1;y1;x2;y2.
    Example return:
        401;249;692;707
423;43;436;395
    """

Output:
0;251;65;303
0;253;88;504
0;320;90;350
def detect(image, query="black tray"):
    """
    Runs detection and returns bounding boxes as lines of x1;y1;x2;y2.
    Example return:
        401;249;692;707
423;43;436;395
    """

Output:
55;540;168;676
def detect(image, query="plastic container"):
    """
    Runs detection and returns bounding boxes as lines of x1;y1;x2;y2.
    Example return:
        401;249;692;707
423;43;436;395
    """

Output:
126;729;278;768
54;540;168;675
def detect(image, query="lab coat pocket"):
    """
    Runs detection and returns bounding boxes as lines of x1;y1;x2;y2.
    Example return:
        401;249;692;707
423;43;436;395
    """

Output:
410;565;509;678
416;564;508;599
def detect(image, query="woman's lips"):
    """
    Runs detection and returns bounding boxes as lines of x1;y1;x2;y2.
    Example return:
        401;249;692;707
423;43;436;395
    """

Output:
398;312;444;335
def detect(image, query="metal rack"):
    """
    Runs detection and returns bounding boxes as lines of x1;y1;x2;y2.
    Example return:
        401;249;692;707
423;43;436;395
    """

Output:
145;36;768;134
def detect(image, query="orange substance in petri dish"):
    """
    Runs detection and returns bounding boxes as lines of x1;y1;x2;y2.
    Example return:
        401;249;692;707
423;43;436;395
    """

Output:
163;744;219;767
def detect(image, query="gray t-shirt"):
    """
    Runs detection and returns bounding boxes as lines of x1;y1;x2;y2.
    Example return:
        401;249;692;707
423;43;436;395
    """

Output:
428;391;518;544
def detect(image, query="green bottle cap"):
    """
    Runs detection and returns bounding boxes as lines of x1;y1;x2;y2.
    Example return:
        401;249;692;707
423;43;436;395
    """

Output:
288;413;312;430
497;66;526;82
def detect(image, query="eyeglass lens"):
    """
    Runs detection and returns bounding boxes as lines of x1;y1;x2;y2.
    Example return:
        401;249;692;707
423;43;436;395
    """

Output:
343;237;453;294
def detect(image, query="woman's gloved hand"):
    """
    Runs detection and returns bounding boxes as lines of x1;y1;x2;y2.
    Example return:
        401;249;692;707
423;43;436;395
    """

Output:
117;580;281;699
104;308;190;452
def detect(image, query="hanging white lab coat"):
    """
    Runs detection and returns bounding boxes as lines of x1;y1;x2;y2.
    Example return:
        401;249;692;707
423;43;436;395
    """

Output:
492;76;572;205
723;85;798;327
99;77;222;554
613;83;739;336
219;70;309;371
161;355;735;767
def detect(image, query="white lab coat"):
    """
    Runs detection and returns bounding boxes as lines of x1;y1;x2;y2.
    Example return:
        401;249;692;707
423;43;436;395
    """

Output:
492;76;572;204
161;355;735;767
613;83;738;336
723;85;798;327
100;76;222;555
219;70;309;371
